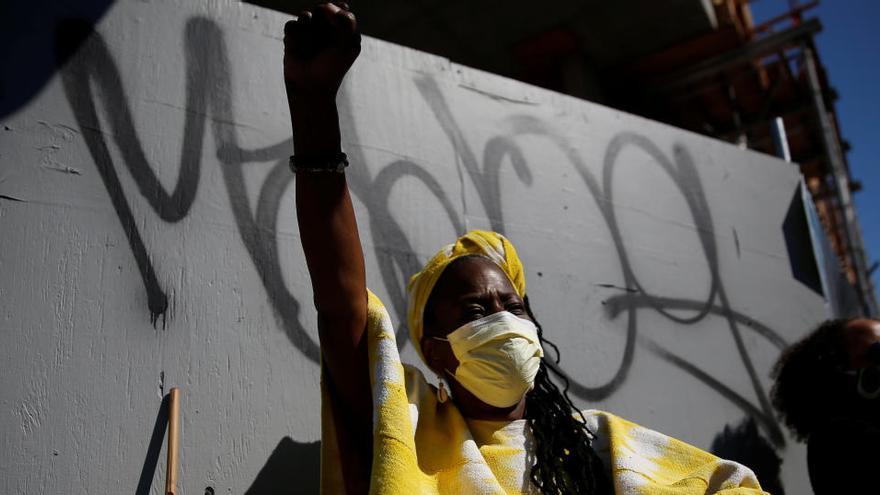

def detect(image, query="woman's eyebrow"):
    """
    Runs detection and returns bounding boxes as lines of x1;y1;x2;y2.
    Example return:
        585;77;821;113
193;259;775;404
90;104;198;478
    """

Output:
455;294;487;304
455;290;519;305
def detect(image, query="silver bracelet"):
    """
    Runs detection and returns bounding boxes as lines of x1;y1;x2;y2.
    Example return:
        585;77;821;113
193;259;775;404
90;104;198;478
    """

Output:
289;152;349;173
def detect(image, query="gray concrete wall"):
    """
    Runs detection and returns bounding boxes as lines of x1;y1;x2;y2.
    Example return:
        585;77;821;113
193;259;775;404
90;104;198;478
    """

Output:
0;1;826;493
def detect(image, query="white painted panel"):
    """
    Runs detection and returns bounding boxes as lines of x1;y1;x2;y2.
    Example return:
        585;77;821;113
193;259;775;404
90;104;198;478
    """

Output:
0;1;824;494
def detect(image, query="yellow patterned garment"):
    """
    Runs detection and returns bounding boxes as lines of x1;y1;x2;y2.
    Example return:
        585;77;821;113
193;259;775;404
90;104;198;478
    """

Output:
320;291;768;494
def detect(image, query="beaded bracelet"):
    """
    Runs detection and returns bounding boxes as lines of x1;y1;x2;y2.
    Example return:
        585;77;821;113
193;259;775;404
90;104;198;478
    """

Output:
289;152;349;173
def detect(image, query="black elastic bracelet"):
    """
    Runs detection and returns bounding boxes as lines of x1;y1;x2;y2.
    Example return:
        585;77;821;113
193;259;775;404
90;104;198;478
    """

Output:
289;152;349;173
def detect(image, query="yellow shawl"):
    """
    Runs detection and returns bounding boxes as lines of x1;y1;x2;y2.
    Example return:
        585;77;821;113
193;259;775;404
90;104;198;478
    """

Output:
320;291;768;494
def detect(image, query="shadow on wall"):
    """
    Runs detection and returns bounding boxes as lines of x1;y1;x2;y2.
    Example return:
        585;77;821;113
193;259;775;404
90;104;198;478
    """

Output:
711;418;785;495
245;438;321;495
133;395;320;494
0;0;114;118
135;394;170;495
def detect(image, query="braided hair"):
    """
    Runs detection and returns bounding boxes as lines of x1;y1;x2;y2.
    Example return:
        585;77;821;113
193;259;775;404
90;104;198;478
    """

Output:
523;296;612;495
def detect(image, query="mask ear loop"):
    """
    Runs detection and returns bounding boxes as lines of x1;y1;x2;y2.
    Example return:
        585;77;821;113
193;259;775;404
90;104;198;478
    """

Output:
859;343;880;399
857;367;880;399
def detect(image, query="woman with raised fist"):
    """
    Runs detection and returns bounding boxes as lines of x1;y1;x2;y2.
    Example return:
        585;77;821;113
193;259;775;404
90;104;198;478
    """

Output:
285;4;768;494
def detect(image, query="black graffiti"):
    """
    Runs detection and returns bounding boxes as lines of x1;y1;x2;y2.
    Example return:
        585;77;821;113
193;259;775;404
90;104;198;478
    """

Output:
58;19;205;326
402;81;789;445
601;137;787;445
56;18;323;358
58;16;789;446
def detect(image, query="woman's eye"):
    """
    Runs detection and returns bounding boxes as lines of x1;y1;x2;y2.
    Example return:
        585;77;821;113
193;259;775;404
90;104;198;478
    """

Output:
506;303;526;315
464;306;484;319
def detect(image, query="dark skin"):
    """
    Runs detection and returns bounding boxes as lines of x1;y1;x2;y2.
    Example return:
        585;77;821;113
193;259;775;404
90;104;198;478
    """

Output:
286;4;530;492
841;318;880;421
842;318;880;369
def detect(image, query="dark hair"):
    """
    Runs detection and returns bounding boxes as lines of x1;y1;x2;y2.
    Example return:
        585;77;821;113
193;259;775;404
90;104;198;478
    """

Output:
523;296;612;495
770;319;852;441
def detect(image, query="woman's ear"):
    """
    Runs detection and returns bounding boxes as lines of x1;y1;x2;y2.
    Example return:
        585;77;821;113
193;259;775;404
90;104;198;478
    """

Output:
421;336;459;376
421;336;441;373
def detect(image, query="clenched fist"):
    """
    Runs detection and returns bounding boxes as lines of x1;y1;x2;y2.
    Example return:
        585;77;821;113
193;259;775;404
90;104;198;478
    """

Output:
283;2;361;98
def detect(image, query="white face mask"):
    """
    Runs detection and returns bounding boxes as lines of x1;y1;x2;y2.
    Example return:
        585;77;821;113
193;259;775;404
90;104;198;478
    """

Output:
435;311;544;408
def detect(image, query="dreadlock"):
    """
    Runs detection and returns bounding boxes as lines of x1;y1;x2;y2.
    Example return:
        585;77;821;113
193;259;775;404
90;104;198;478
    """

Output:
524;296;612;495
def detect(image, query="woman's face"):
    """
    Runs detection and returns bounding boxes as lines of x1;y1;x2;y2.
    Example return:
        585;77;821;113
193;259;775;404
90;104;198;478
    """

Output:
843;319;880;369
420;256;533;418
425;256;531;337
841;319;880;419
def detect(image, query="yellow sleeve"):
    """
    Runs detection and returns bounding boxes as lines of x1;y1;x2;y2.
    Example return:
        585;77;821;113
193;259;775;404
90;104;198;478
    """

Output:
583;410;769;495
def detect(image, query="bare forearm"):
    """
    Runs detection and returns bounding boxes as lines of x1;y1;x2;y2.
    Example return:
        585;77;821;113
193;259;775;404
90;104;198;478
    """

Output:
291;97;366;312
295;175;366;313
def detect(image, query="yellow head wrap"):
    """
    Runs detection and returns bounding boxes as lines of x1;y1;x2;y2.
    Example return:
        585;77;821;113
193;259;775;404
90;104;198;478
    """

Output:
407;230;526;362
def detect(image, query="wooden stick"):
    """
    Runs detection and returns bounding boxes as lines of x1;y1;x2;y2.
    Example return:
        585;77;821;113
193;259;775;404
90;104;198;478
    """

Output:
165;387;181;495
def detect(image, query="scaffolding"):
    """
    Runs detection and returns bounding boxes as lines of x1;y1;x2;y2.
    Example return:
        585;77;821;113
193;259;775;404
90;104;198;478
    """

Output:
607;0;877;316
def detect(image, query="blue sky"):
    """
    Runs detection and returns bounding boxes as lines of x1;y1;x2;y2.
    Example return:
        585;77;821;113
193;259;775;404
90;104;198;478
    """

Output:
749;0;880;299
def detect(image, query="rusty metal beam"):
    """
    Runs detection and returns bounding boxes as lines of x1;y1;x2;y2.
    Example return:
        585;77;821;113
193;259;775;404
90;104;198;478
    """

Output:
652;18;821;93
803;42;878;315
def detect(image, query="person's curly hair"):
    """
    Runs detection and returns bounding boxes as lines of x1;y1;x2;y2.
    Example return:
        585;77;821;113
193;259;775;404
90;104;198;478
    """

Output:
770;319;852;441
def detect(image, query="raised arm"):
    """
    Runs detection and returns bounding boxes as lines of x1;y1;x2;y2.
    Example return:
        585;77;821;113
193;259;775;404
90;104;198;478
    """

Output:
284;3;372;490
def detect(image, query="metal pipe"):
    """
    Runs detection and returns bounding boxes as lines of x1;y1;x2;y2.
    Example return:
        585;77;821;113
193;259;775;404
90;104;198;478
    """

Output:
802;42;877;315
770;116;792;162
